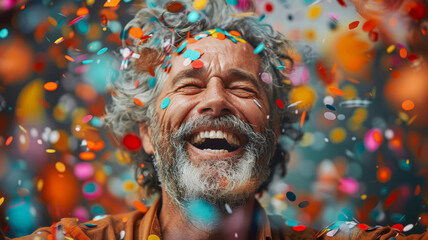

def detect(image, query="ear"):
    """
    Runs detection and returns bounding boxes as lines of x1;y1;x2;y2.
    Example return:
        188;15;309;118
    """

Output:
139;122;154;154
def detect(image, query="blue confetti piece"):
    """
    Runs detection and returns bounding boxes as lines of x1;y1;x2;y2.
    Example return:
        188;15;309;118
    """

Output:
97;47;108;55
82;59;94;64
226;0;238;5
189;50;201;61
176;40;187;53
277;66;285;70
161;97;170;109
84;223;97;227
187;11;200;23
259;14;266;21
326;104;336;111
120;28;129;40
0;28;8;39
254;43;265;54
286;191;296;201
148;77;156;88
183;49;192;58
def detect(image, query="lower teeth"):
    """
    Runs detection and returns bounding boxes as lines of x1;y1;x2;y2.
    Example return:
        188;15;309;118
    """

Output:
203;149;229;153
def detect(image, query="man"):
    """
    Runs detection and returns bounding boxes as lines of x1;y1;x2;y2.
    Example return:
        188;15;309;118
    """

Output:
3;0;428;239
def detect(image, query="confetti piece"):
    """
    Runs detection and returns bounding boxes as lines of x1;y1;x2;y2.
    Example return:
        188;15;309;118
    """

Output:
226;0;238;5
407;114;418;125
225;203;232;214
399;48;408;58
298;201;309;208
189;51;201;61
103;0;121;7
187;11;200;23
44;82;58;91
253;99;262;109
123;134;142;151
129;27;144;38
46;149;56;153
133;200;148;213
276;99;284;109
403;224;414;232
254;43;265;54
261;72;272;84
328;87;344;96
77;7;89;16
133;98;144;107
193;0;208;10
230;30;241;37
402;100;415;111
5;136;13;146
392;224;404;232
97;47;108;55
345;77;360;84
148;235;160;240
362;19;377;32
69;15;85;26
166;1;185;13
324;112;336;120
408;53;418;61
191;59;204;69
0;28;8;39
161;97;170;109
307;5;322;20
84;223;97;227
0;197;3;206
357;224;369;231
82;114;93;123
79;151;96;160
176;40;188;53
65;55;75;62
55;162;66;173
337;0;347;7
54;37;64;44
387;45;396;53
286;191;296;201
349;21;359;30
292;225;307;231
300;111;306;127
331;63;337;74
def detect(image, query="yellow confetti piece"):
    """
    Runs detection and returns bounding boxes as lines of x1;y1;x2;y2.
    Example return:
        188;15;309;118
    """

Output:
0;197;4;206
48;16;57;26
37;179;44;191
18;125;27;134
193;0;208;10
307;5;322;20
54;37;64;44
361;194;367;200
148;234;160;240
46;149;56;153
55;162;66;173
407;114;418;126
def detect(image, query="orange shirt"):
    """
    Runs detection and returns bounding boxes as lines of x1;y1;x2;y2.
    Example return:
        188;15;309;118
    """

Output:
3;197;428;240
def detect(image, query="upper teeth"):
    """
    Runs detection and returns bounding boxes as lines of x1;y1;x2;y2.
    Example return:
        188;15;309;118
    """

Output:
190;130;240;146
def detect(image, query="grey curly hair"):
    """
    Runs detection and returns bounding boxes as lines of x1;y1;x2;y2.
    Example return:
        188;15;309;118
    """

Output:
105;0;302;196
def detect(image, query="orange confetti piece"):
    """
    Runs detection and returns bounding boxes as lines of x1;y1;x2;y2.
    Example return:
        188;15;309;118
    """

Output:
348;21;359;30
5;136;13;146
148;66;155;77
79;151;95;160
389;17;397;27
230;30;241;37
300;111;306;127
415;185;421;196
133;200;148;213
77;7;89;16
87;140;105;152
328;87;344;96
129;27;144;38
407;114;418;125
345;77;360;84
44;82;58;91
216;32;226;40
402;100;415;111
331;63;337;74
399;48;408;58
187;38;197;44
134;79;139;88
64;55;75;62
122;217;128;223
133;98;144;107
103;0;121;7
362;19;377;32
195;48;204;56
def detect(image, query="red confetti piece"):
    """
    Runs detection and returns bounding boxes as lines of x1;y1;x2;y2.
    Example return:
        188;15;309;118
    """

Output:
276;99;284;109
292;225;306;231
328;87;344;96
265;2;273;13
362;19;377;32
191;60;204;69
133;200;148;213
165;1;184;13
337;0;347;7
134;79;139;88
392;224;404;232
148;66;156;77
384;188;400;209
123;134;142;151
407;1;427;21
357;223;369;231
415;184;421;196
69;15;85;26
5;136;13;146
369;31;378;42
300;111;306;127
349;21;359;30
408;53;418;61
316;61;334;85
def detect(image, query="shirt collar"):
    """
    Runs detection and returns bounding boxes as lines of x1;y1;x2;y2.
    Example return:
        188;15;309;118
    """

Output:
139;196;273;240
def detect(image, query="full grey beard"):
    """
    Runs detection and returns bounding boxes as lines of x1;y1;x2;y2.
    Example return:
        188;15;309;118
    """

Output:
150;114;276;229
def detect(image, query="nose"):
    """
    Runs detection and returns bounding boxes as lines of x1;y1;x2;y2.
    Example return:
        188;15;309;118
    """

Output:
196;78;235;117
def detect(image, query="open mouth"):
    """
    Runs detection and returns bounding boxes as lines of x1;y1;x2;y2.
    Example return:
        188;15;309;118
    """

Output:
188;129;243;154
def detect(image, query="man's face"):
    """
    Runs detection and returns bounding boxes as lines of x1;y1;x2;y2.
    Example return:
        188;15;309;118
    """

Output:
141;36;277;212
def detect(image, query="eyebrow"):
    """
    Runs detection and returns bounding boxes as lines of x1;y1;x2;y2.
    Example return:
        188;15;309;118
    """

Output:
171;67;261;88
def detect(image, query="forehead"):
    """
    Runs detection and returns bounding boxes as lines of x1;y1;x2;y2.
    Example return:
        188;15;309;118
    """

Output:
168;36;261;74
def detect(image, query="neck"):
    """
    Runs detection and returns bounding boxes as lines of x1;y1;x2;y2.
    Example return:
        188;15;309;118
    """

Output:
159;188;257;240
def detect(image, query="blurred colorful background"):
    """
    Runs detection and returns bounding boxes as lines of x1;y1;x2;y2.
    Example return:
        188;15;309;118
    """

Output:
1;0;428;238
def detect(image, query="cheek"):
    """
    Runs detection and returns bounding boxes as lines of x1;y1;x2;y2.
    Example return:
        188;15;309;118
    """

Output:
235;99;269;131
156;95;197;131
